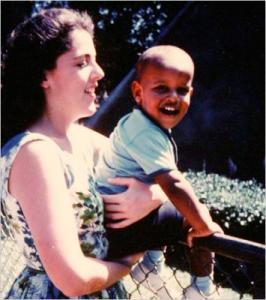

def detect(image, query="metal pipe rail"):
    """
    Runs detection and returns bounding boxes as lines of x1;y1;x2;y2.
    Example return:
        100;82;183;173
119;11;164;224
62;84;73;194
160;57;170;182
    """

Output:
192;233;265;264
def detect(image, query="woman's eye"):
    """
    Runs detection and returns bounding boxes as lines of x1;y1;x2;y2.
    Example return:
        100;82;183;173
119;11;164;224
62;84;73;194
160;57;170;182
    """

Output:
176;87;190;96
77;59;89;68
154;85;169;93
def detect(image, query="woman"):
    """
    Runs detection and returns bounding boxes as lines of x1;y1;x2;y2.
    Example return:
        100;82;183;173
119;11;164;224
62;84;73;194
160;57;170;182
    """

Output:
1;8;155;298
1;7;222;300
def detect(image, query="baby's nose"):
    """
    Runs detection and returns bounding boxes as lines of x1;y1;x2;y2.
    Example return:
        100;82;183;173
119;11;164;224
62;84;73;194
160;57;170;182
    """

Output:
168;90;181;101
170;89;188;102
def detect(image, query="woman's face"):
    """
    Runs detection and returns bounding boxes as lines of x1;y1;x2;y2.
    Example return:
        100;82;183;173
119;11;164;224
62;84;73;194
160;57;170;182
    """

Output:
43;29;104;120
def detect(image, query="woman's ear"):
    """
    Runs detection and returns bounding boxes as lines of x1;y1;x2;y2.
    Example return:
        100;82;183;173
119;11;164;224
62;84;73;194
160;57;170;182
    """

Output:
40;72;50;89
131;80;142;104
40;79;49;89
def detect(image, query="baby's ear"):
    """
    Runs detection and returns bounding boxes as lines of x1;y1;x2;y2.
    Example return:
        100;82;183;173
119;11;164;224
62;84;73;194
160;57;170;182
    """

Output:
131;80;142;104
189;87;194;97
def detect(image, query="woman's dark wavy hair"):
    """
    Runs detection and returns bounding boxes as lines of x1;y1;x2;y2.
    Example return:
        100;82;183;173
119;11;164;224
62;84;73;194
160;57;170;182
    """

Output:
1;8;94;145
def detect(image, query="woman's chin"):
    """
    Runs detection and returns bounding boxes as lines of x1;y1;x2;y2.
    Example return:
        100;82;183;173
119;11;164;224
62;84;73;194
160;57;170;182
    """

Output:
87;103;98;116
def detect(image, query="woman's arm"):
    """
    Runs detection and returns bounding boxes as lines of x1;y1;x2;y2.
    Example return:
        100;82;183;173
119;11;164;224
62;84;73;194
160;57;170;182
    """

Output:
101;177;168;228
9;141;137;297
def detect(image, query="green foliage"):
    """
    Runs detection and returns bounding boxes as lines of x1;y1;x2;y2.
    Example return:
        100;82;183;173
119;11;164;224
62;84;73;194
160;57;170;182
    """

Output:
184;171;265;242
97;3;168;49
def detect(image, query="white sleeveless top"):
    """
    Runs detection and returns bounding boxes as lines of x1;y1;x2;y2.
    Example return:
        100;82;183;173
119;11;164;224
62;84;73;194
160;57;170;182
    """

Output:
1;131;108;270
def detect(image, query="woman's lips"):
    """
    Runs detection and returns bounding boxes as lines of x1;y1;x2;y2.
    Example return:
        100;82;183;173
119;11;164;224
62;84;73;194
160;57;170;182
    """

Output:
85;89;96;100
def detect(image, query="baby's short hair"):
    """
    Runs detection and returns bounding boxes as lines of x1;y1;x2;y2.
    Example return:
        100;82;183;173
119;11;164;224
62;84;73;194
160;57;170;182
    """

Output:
136;45;194;80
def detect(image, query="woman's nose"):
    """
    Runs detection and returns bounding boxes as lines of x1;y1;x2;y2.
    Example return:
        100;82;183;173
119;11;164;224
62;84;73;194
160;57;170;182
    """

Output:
91;62;105;81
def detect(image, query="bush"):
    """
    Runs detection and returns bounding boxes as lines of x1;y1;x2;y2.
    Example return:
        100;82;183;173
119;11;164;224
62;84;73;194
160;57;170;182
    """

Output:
184;171;265;243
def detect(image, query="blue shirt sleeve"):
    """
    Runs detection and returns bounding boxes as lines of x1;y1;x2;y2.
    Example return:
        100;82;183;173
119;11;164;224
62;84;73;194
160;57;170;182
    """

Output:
126;128;177;176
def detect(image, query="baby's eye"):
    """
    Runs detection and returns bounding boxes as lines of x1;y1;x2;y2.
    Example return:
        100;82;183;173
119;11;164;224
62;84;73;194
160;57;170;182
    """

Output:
176;87;190;96
153;85;170;93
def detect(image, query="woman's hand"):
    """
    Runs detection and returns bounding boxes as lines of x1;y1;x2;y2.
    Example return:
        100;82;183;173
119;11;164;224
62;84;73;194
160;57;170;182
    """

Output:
101;177;168;228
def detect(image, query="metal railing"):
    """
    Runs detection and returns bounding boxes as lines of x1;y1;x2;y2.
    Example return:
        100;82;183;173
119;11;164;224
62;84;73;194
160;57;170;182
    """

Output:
1;232;265;299
193;233;265;264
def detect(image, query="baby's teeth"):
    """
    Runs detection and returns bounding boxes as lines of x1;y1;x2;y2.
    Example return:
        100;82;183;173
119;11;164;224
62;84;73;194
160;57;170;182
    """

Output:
164;107;175;111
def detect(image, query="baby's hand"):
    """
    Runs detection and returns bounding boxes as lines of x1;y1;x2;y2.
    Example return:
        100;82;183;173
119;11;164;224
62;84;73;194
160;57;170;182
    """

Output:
187;221;223;248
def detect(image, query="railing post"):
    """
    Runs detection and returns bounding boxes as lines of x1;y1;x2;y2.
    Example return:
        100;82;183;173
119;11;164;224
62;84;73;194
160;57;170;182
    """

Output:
249;263;265;299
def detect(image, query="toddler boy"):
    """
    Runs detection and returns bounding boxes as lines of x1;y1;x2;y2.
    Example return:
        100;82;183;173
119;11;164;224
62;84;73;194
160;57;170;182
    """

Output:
96;45;222;299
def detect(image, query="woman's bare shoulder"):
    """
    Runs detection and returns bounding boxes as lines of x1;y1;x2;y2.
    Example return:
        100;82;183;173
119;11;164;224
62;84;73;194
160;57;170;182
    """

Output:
11;139;63;175
74;124;109;146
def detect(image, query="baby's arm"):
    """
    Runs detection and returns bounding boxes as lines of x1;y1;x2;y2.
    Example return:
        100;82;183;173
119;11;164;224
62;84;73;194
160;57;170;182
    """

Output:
155;170;223;247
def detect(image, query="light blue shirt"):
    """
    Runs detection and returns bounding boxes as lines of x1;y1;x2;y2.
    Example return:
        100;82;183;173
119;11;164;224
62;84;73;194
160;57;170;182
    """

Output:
95;108;177;194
